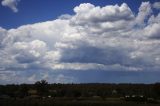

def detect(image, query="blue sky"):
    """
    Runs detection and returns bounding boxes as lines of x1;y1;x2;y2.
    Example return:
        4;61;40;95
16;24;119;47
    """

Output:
0;0;160;84
1;0;159;29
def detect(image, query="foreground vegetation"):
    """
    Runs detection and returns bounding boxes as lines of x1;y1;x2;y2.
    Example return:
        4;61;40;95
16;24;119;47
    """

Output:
0;80;160;106
0;98;160;106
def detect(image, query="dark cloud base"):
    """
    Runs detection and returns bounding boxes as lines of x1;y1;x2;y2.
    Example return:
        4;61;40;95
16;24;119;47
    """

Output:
61;70;160;84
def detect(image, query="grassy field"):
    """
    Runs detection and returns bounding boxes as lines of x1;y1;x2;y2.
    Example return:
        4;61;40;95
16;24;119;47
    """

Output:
0;98;159;106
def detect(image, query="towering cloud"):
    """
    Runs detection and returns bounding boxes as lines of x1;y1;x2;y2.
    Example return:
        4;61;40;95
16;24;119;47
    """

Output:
1;0;20;12
0;2;160;83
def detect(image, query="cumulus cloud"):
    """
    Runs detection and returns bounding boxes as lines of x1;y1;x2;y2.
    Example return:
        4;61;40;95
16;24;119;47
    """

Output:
73;3;134;22
71;3;135;34
13;40;47;63
0;2;160;83
1;0;20;12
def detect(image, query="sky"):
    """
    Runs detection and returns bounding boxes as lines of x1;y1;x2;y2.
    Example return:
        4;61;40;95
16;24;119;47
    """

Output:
0;0;160;84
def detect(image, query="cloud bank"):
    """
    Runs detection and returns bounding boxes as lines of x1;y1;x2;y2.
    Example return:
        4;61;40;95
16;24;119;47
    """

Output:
1;0;20;12
0;2;160;83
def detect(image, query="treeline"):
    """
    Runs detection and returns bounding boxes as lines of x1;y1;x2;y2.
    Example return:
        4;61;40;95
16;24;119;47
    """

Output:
0;80;160;99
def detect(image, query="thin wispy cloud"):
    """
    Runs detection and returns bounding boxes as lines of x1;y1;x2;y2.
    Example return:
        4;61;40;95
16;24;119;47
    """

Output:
153;2;160;9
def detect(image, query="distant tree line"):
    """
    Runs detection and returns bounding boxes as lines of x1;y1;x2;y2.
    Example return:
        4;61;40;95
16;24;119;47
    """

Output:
0;80;160;99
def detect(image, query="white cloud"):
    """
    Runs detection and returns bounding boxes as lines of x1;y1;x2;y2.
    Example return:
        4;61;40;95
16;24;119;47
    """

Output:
1;0;20;12
2;19;70;48
0;2;160;83
148;13;160;24
144;23;160;39
73;3;134;23
13;40;47;63
70;3;135;34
